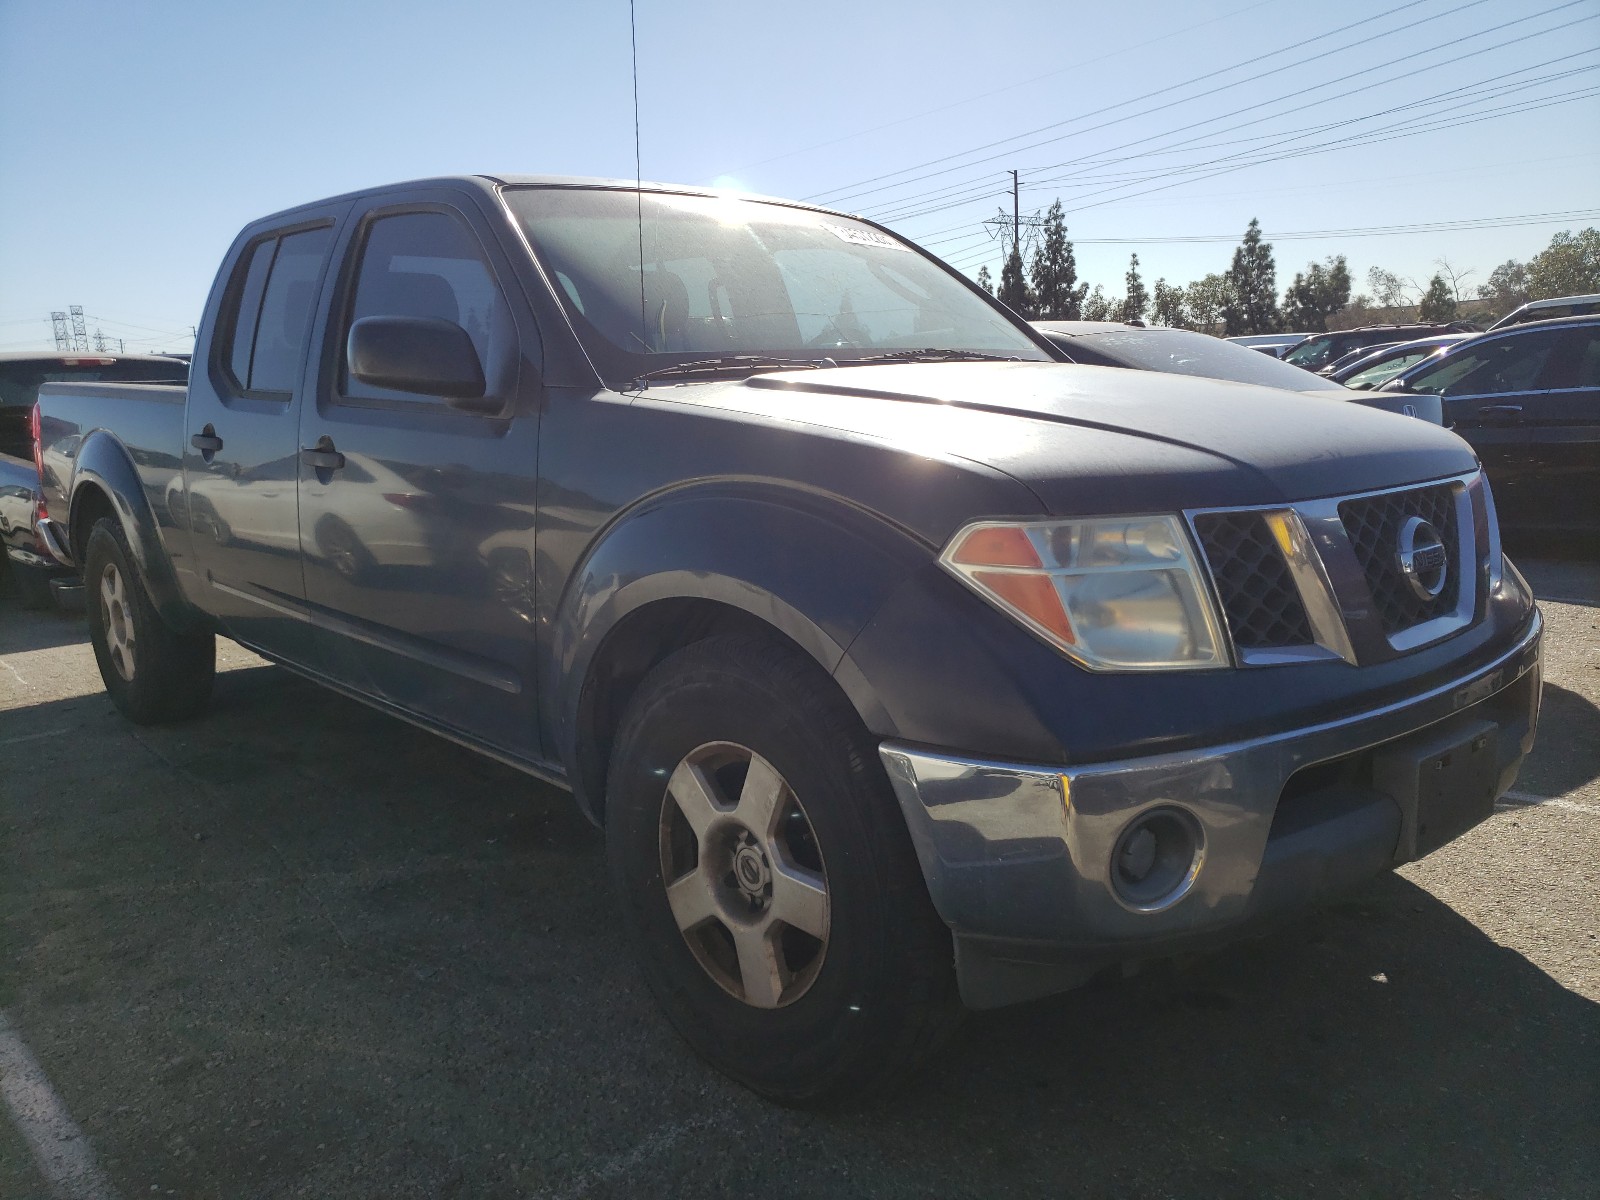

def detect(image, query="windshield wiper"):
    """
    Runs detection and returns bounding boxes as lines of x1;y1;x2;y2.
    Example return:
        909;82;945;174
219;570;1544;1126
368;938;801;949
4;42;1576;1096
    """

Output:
845;349;1026;365
630;355;836;385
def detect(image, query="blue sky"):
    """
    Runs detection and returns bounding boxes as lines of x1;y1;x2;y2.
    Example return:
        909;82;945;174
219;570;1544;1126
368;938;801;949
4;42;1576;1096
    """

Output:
2;0;1596;352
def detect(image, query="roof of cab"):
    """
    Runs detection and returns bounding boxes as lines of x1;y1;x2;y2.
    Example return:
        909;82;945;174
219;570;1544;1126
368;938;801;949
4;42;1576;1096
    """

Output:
243;173;851;232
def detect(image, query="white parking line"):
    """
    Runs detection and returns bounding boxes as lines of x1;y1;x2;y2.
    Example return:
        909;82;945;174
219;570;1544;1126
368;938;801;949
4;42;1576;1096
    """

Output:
0;1010;119;1200
0;728;70;749
1497;790;1600;817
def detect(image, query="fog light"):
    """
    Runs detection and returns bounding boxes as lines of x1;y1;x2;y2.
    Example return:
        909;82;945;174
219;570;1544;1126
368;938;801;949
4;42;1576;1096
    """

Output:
1111;808;1203;911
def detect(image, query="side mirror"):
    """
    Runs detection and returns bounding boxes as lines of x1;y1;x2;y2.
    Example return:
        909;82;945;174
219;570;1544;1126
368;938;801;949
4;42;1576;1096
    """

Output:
347;316;491;410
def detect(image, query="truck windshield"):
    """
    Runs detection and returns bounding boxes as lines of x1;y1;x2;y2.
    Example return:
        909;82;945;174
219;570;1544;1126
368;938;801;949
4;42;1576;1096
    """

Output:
504;187;1048;384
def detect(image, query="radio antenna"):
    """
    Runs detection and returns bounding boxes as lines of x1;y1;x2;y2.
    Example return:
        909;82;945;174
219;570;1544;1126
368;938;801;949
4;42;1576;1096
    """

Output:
630;0;647;355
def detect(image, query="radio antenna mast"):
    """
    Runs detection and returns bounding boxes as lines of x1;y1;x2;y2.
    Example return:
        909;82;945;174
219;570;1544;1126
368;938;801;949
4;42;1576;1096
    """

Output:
630;0;647;354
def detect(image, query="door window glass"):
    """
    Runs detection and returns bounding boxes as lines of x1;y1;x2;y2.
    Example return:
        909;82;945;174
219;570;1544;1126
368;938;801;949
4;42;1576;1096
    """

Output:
249;227;334;393
1402;330;1565;397
225;239;276;389
339;211;514;405
1568;329;1600;388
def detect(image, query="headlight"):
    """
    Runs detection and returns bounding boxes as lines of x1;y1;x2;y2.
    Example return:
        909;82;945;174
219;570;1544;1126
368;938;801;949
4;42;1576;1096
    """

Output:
940;515;1227;671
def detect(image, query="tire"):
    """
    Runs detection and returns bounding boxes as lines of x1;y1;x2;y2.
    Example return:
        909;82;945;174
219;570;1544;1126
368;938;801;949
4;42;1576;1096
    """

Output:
606;632;961;1106
83;517;215;724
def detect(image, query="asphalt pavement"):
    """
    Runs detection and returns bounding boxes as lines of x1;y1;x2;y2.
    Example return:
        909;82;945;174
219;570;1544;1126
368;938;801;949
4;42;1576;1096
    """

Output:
1;552;1596;1199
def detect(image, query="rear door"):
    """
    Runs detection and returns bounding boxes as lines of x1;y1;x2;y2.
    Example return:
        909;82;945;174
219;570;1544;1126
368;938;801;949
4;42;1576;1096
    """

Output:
182;208;344;661
1511;324;1600;532
295;187;545;757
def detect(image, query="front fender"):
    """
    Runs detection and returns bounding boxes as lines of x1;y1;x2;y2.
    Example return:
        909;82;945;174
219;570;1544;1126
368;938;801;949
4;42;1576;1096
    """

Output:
550;485;934;779
69;430;196;631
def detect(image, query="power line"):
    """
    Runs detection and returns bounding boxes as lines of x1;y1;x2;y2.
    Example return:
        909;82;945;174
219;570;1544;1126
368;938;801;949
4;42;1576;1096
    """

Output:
806;0;1482;206
915;66;1599;263
894;46;1600;227
939;205;1600;272
705;0;1280;181
873;9;1595;225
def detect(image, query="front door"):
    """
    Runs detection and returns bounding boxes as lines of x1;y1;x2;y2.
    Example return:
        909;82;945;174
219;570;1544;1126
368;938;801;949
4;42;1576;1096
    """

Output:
1433;326;1570;531
296;194;544;758
182;214;341;662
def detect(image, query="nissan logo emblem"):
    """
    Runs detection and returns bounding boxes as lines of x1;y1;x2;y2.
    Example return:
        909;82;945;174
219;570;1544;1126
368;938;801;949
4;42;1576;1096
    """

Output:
1396;516;1448;601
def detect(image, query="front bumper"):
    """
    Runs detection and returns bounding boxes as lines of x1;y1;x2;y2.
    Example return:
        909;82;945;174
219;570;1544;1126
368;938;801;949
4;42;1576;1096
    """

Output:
880;610;1543;1009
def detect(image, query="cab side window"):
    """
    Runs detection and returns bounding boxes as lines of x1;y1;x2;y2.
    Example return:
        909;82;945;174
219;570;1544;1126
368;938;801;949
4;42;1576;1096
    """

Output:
338;210;514;406
1407;330;1565;397
220;226;333;395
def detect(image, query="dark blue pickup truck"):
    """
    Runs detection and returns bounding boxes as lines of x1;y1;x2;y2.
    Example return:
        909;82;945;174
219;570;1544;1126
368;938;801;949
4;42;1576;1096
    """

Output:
32;176;1542;1105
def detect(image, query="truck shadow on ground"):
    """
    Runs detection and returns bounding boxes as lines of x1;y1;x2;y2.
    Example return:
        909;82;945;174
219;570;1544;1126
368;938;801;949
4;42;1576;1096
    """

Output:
4;661;1597;1199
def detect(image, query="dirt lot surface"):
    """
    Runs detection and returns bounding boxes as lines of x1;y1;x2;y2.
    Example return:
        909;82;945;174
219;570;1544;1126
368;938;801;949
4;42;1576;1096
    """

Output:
2;552;1596;1199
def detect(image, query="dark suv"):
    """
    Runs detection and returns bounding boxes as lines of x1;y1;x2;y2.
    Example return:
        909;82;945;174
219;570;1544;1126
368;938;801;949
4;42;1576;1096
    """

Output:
1283;323;1479;374
1380;315;1600;534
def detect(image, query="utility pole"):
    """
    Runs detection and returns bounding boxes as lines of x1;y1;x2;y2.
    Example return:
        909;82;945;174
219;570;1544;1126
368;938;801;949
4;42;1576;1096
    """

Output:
51;311;71;350
1012;170;1020;263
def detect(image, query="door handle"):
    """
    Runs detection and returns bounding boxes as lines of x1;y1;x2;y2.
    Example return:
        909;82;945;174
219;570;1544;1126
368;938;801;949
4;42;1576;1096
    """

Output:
190;425;223;455
1479;403;1523;414
300;437;346;473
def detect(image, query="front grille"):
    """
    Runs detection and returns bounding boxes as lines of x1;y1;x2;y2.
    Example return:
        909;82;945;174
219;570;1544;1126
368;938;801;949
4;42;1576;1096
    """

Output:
1339;483;1460;635
1193;511;1314;649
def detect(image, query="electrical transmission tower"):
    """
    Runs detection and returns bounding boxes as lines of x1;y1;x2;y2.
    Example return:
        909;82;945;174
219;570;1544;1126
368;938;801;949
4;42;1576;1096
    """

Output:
92;329;125;353
69;305;89;351
51;311;71;350
981;171;1048;262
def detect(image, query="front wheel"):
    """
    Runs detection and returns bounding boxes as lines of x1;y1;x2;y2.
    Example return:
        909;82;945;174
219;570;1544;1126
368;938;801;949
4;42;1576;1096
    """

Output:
83;517;215;724
606;633;961;1106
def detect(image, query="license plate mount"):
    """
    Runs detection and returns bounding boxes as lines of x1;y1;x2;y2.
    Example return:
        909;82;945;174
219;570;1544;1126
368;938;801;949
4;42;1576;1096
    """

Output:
1372;717;1500;862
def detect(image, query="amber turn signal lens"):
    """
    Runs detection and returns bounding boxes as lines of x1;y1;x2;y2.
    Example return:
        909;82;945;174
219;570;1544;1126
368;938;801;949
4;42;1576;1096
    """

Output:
970;570;1076;644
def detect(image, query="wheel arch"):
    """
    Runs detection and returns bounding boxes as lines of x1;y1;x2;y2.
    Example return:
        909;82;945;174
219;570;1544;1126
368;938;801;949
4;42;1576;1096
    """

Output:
68;432;197;631
554;489;925;822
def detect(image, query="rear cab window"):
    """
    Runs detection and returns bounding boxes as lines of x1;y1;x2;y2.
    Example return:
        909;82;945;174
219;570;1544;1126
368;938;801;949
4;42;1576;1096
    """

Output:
219;225;334;397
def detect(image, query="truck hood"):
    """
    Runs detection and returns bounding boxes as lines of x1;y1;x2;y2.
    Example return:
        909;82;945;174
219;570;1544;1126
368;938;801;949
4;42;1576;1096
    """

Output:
729;360;1478;513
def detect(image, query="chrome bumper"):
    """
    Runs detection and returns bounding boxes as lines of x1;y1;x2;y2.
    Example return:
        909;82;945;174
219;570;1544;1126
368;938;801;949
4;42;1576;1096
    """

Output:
880;611;1543;1008
36;516;74;567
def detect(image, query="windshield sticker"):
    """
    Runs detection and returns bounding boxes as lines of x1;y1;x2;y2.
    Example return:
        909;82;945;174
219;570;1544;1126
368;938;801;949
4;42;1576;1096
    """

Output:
824;223;912;252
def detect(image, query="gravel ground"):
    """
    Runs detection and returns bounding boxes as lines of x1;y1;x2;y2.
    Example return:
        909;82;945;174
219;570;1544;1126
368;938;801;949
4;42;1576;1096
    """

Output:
1;554;1596;1199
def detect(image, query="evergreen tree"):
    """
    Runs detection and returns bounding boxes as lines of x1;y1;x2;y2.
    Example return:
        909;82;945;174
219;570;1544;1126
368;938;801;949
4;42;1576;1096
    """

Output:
1183;273;1230;335
997;247;1033;317
1222;218;1280;335
1280;255;1352;332
1081;285;1116;322
1028;200;1088;319
1418;274;1458;322
975;264;994;296
1121;254;1149;324
1151;278;1187;328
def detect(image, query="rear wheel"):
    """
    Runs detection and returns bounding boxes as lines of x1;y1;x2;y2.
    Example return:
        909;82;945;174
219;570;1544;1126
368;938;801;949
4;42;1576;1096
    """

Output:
83;517;215;724
606;632;961;1106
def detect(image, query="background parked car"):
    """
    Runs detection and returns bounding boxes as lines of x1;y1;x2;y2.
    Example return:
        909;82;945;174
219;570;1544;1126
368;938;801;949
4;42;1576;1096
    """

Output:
1489;293;1600;330
1223;332;1310;357
0;351;188;606
1380;315;1599;535
1034;321;1440;421
1331;334;1473;390
1281;322;1478;373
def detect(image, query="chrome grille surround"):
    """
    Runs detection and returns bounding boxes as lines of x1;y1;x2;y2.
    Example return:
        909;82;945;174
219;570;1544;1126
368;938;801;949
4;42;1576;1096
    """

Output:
1186;471;1487;668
